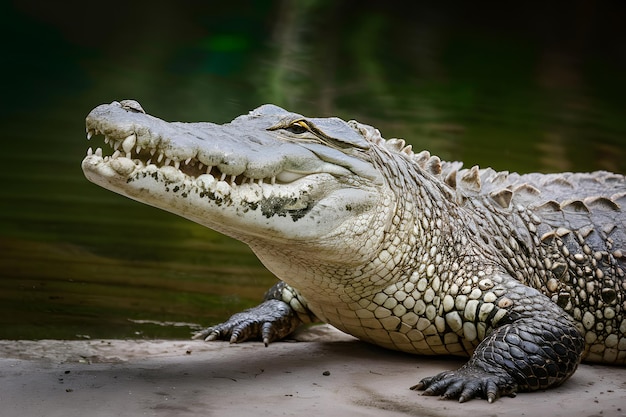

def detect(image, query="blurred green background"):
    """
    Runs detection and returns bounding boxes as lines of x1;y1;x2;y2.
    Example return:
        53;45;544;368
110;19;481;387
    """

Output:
1;0;625;339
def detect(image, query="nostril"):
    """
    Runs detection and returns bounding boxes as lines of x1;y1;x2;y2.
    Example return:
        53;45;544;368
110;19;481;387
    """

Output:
120;99;146;114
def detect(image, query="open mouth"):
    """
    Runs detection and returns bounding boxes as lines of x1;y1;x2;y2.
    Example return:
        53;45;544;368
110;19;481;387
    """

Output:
83;126;306;187
81;103;378;234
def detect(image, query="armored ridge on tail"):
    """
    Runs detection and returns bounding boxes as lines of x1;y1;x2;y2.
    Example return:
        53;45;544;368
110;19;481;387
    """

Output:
81;100;625;403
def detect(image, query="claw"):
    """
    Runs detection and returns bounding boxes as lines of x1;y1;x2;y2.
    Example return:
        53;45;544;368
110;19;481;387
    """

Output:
485;380;499;403
442;380;465;400
261;322;275;347
410;367;516;403
194;299;301;346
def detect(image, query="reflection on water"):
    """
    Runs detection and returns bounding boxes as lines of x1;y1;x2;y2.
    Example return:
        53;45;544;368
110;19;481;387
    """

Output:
1;1;625;339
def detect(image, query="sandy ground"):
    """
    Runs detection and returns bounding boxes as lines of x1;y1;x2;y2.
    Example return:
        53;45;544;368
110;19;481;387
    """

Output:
1;325;625;417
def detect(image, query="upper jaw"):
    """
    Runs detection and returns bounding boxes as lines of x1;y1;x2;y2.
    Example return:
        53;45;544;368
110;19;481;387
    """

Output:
83;100;362;186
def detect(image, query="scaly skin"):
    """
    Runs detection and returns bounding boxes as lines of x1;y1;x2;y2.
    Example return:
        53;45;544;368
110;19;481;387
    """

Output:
82;100;625;403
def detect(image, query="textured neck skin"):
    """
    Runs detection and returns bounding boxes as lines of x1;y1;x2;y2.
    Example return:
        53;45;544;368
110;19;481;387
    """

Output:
251;144;451;297
250;141;511;355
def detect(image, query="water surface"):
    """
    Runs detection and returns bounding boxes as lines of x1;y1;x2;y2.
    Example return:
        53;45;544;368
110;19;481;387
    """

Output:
1;1;625;339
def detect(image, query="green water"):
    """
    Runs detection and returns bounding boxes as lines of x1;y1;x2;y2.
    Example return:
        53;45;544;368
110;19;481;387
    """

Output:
1;1;625;339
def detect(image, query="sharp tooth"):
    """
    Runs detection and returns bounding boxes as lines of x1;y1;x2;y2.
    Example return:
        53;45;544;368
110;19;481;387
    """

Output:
219;173;227;182
230;175;237;185
136;145;142;154
150;148;156;156
164;158;171;166
157;153;164;163
112;150;121;159
122;134;137;154
113;141;121;151
104;156;110;162
87;147;93;156
104;136;110;145
146;159;152;165
198;162;204;170
196;174;216;189
95;147;103;157
87;131;93;140
257;178;263;185
110;158;136;175
185;157;192;165
174;160;180;169
206;165;212;174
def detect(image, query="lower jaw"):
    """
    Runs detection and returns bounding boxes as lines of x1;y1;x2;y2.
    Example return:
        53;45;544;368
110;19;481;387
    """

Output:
81;154;329;237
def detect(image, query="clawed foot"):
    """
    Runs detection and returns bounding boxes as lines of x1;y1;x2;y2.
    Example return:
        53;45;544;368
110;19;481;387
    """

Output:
193;299;301;346
410;367;518;403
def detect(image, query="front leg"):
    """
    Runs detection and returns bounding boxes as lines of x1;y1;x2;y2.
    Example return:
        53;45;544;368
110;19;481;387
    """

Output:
194;281;318;346
412;275;584;402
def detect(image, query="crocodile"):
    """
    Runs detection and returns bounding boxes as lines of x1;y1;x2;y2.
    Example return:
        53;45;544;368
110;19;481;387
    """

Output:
81;99;626;403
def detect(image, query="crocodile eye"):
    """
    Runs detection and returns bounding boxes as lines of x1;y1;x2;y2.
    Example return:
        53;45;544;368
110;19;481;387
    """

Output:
285;121;309;134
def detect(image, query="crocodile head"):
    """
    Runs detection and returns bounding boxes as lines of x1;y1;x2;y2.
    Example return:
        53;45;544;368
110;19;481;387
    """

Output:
82;100;399;268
